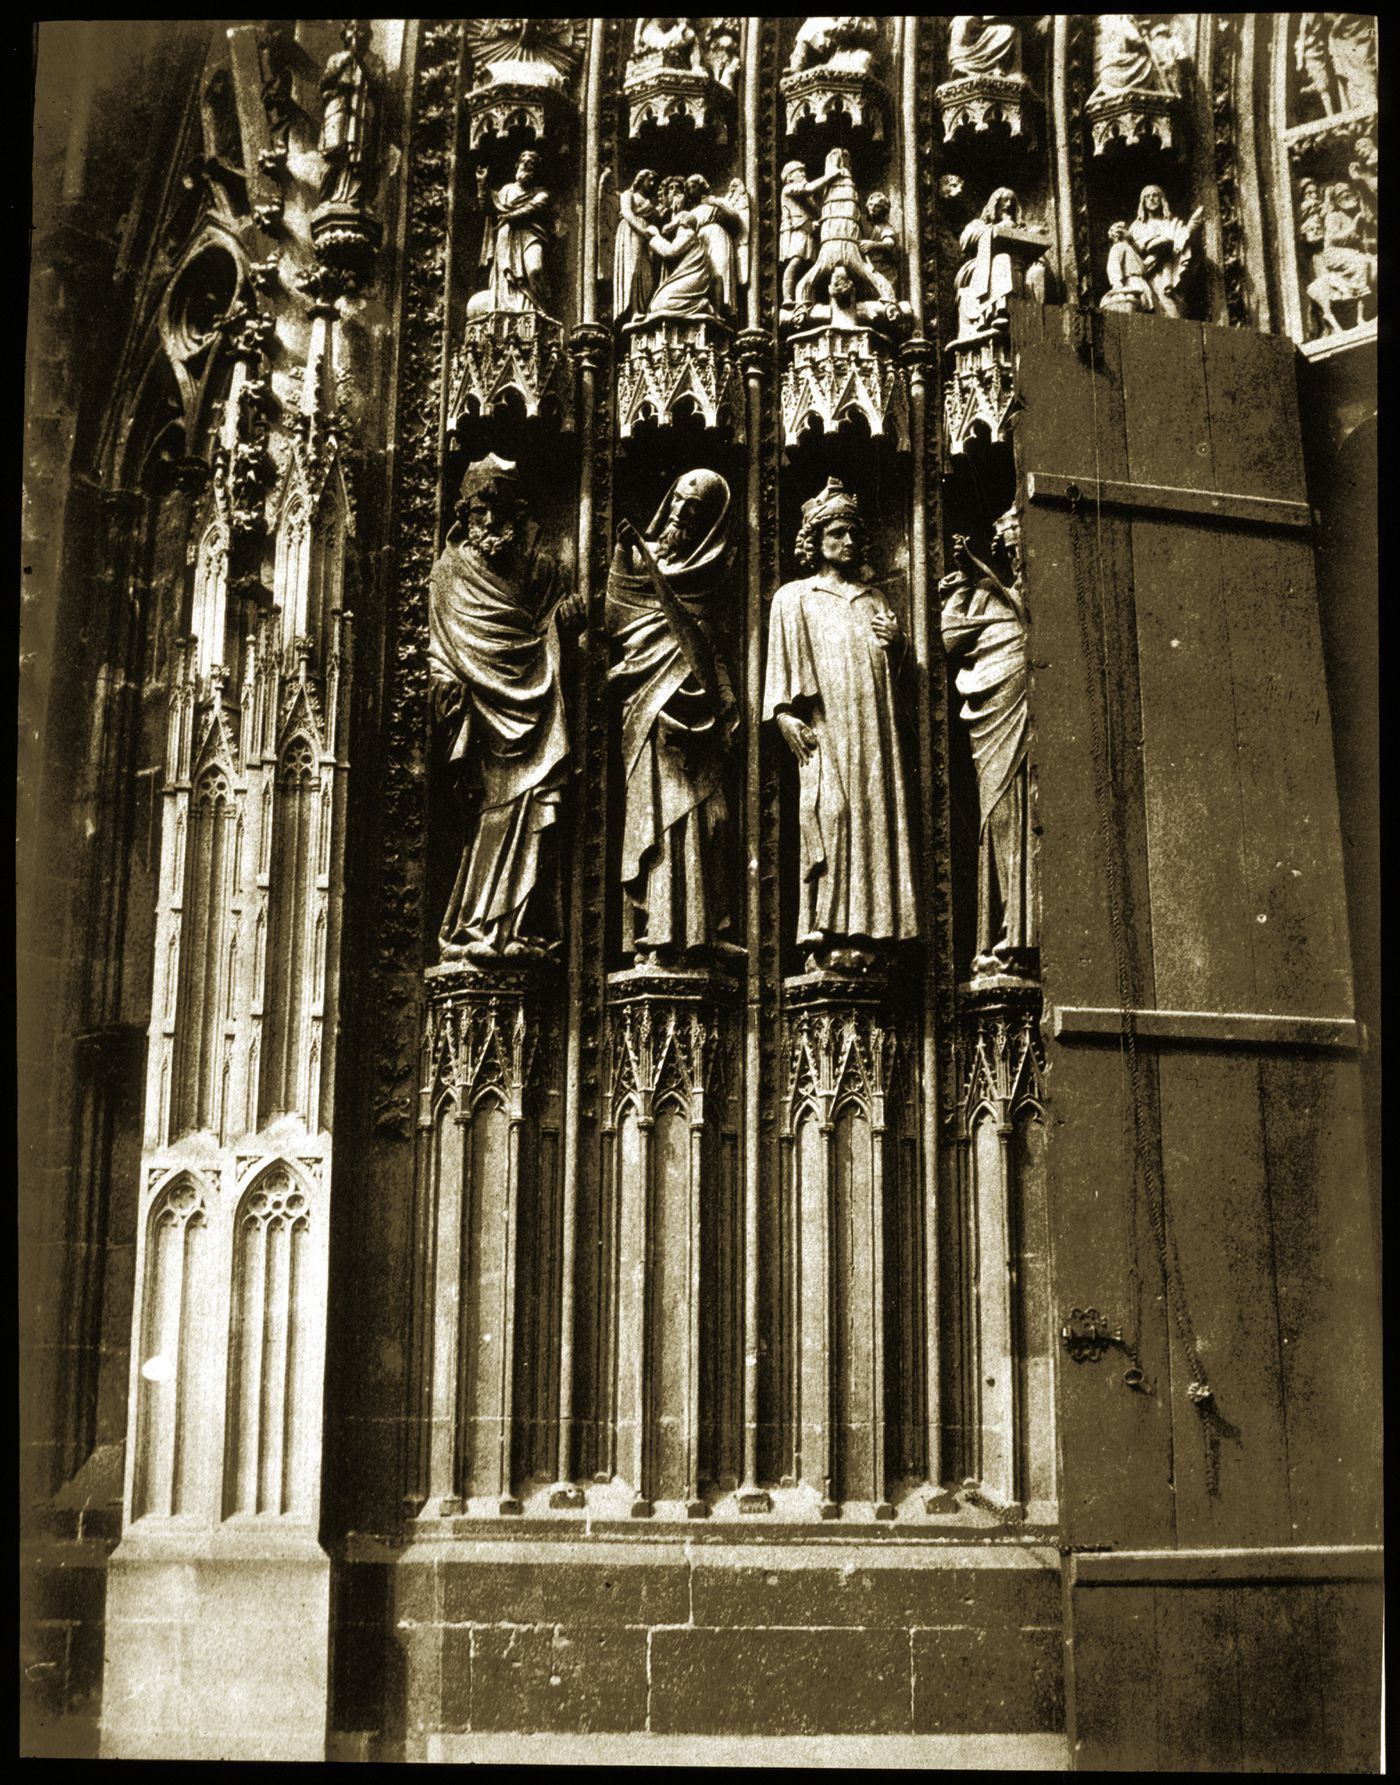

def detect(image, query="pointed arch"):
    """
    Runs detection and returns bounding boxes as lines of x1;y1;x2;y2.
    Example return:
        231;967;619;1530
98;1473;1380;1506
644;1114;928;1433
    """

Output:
170;758;236;1138
133;1173;213;1519
258;733;318;1127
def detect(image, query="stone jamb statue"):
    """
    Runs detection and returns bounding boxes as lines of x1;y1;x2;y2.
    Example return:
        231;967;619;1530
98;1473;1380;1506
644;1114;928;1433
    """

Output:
764;479;919;974
429;457;582;965
605;470;742;968
939;507;1037;980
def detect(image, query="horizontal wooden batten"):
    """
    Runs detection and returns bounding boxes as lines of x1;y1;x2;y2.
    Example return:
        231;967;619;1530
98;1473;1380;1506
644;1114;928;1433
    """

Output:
1071;1545;1382;1586
1049;1005;1361;1052
1025;470;1316;532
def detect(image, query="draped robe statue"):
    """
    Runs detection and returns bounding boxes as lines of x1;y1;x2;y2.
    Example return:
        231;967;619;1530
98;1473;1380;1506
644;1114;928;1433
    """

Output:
473;150;553;315
429;458;573;963
947;15;1020;79
319;21;377;205
940;509;1037;975
613;170;660;323
1126;184;1203;319
1090;13;1183;100
764;480;919;970
606;471;739;962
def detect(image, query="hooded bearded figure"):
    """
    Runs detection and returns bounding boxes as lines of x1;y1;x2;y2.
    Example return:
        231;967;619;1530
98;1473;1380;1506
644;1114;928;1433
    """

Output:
763;479;919;968
606;470;739;961
429;457;573;962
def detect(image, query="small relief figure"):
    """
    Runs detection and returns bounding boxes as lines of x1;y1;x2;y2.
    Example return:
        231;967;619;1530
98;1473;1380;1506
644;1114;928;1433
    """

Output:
1089;12;1186;101
644;174;750;320
793;148;900;321
606;472;741;965
1299;180;1377;336
1100;220;1157;312
947;14;1021;78
1325;14;1378;112
763;479;919;973
780;158;840;305
706;20;742;91
258;21;298;163
471;150;554;316
953;188;1048;340
613;169;661;323
787;16;881;77
940;510;1037;979
1349;136;1378;229
318;20;378;206
1119;184;1203;320
861;191;900;291
632;17;705;72
1296;14;1377;117
429;457;580;964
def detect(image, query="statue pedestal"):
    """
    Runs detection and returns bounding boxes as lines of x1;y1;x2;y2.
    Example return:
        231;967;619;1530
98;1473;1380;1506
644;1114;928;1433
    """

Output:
935;73;1038;146
1085;89;1184;158
411;961;563;1521
465;80;572;152
779;969;906;1518
310;202;382;295
625;60;731;143
782;326;909;450
617;316;740;441
781;67;887;142
449;311;573;429
954;973;1045;1519
943;329;1018;456
602;968;740;1514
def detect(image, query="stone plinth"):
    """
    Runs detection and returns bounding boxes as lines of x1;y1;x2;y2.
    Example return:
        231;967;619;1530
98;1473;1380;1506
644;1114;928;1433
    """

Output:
102;1530;330;1760
782;327;908;450
413;962;562;1521
602;969;740;1516
449;312;573;430
617;317;740;441
780;970;907;1517
935;74;1038;145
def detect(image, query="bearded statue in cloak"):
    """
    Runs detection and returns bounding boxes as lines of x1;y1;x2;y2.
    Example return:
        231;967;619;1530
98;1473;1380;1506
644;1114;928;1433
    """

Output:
605;470;740;964
939;506;1038;978
429;457;579;964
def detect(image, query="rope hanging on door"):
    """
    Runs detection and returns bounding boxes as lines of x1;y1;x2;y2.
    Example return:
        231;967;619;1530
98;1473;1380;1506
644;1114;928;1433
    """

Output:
1065;309;1225;1495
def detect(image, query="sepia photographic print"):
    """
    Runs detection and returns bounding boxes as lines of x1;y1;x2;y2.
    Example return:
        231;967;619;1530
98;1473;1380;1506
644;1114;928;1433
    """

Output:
21;16;1379;1767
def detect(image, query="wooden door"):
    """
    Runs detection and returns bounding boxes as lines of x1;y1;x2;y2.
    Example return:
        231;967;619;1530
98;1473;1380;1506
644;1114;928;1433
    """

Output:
1010;301;1380;1770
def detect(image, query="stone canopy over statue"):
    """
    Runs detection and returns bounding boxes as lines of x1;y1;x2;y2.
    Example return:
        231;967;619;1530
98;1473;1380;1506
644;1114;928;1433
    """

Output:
763;479;919;973
606;471;741;966
429;456;581;965
939;508;1037;978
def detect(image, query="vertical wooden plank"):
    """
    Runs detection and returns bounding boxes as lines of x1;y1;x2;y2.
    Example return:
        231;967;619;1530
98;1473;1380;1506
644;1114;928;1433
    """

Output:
1258;1054;1380;1546
1314;1582;1383;1773
1232;1583;1326;1772
1118;313;1256;1013
1153;1049;1291;1546
1119;314;1291;1547
1010;301;1174;1551
1068;1585;1159;1771
1200;324;1352;1019
1153;1586;1243;1773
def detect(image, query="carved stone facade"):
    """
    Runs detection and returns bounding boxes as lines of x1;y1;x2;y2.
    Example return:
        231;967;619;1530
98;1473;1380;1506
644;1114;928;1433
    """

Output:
22;17;1379;1769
